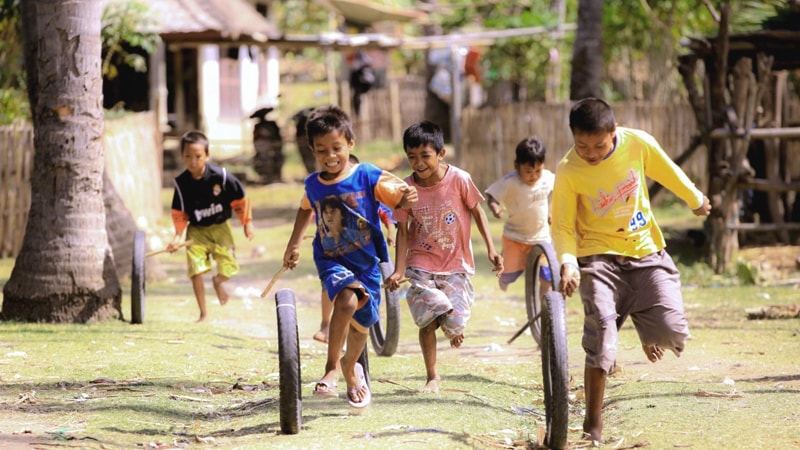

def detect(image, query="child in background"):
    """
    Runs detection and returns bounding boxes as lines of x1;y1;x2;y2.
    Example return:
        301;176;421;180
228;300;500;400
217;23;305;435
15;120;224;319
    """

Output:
485;136;555;292
167;130;254;322
386;120;503;393
552;98;711;444
282;105;417;407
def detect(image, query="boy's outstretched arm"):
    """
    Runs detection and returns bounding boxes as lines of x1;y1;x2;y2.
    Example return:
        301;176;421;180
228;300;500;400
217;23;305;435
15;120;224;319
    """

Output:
471;203;504;276
693;195;712;216
486;194;503;219
166;209;189;252
386;220;409;291
396;185;418;209
283;208;313;270
231;197;254;241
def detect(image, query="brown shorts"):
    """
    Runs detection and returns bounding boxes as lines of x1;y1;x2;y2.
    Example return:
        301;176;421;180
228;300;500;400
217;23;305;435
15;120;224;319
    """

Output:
578;250;689;373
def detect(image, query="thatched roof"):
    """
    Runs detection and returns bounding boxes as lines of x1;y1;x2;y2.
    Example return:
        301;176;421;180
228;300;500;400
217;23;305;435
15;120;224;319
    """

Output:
320;0;425;28
682;30;800;72
144;0;280;44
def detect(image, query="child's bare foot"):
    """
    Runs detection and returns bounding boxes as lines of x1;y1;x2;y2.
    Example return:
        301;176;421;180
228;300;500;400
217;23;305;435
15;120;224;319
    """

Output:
582;418;603;445
450;334;464;348
421;377;441;393
643;344;664;362
312;329;328;343
212;275;229;306
195;315;207;323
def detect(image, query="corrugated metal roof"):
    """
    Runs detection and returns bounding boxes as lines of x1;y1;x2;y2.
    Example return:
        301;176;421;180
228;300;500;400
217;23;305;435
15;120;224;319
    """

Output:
140;0;279;43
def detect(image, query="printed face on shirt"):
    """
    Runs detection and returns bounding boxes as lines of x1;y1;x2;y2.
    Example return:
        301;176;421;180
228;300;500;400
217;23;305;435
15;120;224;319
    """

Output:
572;129;616;166
516;161;544;186
321;203;344;233
406;144;446;187
313;130;354;180
181;142;209;179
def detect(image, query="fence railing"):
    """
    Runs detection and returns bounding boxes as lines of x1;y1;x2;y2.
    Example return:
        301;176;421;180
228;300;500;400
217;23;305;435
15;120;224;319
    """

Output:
0;125;33;258
0;112;162;259
459;101;705;191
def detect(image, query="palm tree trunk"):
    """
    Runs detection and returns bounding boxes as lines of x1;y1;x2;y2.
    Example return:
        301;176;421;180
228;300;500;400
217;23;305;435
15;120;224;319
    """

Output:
2;0;122;322
570;0;604;100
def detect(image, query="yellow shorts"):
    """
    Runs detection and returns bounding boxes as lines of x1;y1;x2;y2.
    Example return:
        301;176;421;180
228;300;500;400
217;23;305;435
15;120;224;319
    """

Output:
185;222;239;279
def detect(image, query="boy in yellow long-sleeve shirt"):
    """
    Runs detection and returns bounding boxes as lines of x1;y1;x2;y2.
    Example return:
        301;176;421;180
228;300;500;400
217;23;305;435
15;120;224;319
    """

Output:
551;98;711;444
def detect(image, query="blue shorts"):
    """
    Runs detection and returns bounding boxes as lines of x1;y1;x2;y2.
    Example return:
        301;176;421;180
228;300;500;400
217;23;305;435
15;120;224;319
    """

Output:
318;261;381;330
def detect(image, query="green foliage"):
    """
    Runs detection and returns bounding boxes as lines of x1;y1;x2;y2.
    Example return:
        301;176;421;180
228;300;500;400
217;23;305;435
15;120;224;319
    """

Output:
736;257;761;285
0;87;29;124
273;0;329;34
761;0;800;30
101;0;160;80
0;0;23;91
435;0;571;101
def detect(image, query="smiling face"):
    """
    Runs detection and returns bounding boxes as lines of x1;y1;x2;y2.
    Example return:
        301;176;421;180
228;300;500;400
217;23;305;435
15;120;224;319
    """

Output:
313;131;354;180
181;142;209;179
516;161;544;186
572;130;616;166
405;144;446;187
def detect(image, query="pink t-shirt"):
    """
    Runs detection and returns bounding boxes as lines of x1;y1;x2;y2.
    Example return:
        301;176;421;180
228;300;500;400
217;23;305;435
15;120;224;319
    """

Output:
394;165;484;275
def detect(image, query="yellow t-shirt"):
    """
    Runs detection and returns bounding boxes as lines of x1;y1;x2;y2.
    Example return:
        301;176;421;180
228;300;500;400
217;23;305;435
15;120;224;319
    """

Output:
552;127;704;267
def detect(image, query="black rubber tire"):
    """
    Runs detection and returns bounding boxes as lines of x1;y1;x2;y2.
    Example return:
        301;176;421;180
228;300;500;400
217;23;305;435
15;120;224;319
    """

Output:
130;230;146;324
275;288;302;435
541;291;570;450
357;343;370;389
369;261;401;356
524;242;561;347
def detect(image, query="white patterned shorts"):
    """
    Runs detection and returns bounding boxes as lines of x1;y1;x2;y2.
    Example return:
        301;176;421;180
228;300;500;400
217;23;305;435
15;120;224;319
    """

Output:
405;268;474;340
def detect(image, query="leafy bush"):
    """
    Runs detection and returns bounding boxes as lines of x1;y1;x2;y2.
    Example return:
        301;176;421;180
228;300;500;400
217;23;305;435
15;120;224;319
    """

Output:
0;88;29;125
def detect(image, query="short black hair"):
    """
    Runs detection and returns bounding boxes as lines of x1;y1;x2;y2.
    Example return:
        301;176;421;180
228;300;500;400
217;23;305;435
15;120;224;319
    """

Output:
180;130;209;155
569;97;616;134
320;195;347;217
402;120;445;154
515;136;546;166
306;105;355;147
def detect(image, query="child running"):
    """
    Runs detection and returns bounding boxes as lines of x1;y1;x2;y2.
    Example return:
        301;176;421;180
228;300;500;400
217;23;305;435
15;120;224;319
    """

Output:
282;105;417;407
167;130;254;322
313;155;397;344
551;98;711;444
386;120;503;393
485;136;555;292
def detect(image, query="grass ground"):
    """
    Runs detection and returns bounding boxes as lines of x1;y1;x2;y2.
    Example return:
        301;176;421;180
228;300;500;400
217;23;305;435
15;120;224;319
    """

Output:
1;150;799;449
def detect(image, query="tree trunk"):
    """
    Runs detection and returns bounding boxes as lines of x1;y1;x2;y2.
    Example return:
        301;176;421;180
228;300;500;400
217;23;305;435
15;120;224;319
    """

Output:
569;0;604;100
2;0;122;323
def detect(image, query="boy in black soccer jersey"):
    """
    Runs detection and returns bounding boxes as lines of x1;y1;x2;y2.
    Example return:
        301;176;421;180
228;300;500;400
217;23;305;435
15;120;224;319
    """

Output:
167;131;254;322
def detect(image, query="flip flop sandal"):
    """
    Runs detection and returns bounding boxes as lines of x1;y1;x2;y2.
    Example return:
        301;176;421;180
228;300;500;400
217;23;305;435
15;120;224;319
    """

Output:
312;381;338;399
347;362;371;408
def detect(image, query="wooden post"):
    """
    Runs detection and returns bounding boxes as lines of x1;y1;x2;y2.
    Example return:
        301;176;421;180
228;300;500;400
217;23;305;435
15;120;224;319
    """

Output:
390;79;402;143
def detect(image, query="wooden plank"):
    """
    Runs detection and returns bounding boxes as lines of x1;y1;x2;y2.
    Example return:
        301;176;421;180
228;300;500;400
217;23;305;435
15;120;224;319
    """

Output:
737;179;800;192
709;126;800;139
726;222;800;231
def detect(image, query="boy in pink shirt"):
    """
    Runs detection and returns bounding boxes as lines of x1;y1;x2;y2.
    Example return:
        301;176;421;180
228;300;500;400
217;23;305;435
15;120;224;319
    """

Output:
387;120;504;393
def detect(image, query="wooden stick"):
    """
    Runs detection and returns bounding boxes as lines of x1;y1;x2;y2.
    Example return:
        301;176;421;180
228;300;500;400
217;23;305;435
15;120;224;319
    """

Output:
261;266;287;298
146;240;193;257
382;278;409;289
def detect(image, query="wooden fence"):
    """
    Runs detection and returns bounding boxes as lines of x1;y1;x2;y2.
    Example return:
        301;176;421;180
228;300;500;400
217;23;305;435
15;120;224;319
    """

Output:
459;102;705;192
0;112;162;259
354;87;707;194
0;125;33;258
